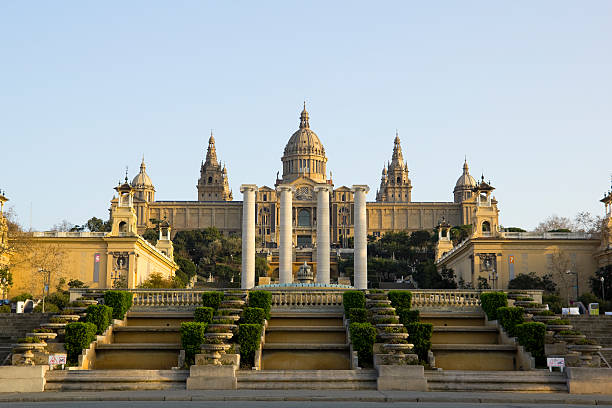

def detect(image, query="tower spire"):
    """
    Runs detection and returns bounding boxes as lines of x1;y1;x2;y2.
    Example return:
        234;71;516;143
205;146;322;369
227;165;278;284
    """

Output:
299;102;310;129
205;131;218;166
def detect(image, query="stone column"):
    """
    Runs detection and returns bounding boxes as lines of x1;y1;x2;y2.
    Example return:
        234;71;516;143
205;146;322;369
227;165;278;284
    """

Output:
352;185;370;289
240;184;258;289
277;185;295;284
314;184;332;285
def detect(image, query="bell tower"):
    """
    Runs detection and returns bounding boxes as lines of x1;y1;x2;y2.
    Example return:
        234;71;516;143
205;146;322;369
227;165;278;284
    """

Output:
376;132;412;202
155;219;174;259
197;132;233;201
110;175;138;236
470;176;500;238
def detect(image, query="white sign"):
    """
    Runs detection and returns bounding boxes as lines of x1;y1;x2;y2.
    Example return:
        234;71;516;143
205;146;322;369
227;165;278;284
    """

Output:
48;354;67;365
547;357;565;372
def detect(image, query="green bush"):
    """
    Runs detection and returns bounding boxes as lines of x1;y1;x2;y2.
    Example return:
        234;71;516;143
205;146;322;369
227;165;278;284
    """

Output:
104;291;133;320
180;322;207;366
237;324;263;367
387;291;412;309
84;305;113;335
343;291;366;315
542;294;563;314
10;293;34;302
46;292;70;310
33;303;59;313
515;322;546;366
0;305;11;313
194;307;214;324
398;308;420;325
496;307;524;337
202;291;224;309
406;322;433;362
480;292;508;320
349;322;377;365
348;308;366;323
65;322;97;364
248;291;272;319
547;318;570;325
242;307;266;325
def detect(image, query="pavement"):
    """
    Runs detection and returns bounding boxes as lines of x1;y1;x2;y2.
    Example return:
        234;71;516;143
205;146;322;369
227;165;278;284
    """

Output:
0;390;612;406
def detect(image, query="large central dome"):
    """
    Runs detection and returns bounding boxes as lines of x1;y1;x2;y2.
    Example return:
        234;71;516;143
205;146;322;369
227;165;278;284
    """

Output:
280;105;328;184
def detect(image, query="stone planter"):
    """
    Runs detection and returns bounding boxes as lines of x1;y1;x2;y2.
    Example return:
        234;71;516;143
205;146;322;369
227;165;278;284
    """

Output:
216;308;243;315
213;315;240;322
26;332;57;341
369;307;396;314
372;314;399;323
555;334;586;344
366;299;391;306
377;332;409;342
207;324;237;332
200;344;232;365
55;314;80;322
382;343;414;354
376;324;404;330
220;300;245;308
366;294;388;301
532;315;558;323
546;324;573;332
568;344;602;354
205;332;233;343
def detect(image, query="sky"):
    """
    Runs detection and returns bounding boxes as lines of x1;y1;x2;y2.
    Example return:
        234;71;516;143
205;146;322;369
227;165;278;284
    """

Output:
1;1;611;231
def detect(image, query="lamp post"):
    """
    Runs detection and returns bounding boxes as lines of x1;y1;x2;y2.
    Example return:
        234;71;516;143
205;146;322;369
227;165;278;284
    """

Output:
566;270;579;303
488;268;499;289
39;268;50;313
601;276;605;300
111;266;121;288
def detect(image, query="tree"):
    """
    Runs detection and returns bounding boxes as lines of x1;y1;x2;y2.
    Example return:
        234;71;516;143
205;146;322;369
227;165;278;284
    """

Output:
0;267;13;299
477;276;490;289
508;272;557;293
504;227;526;232
534;215;573;233
85;217;111;232
255;256;269;280
141;228;158;245
589;265;612;301
51;220;75;232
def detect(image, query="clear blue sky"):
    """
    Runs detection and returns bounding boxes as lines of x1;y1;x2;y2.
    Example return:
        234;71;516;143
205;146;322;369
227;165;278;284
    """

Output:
1;1;611;231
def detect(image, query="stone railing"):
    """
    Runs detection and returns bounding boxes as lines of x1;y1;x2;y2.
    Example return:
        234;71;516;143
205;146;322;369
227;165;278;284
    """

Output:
500;231;597;240
269;291;345;309
131;289;208;307
411;290;482;308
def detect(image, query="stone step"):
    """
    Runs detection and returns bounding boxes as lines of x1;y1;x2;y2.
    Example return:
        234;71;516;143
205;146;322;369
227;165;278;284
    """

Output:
45;369;188;391
425;370;567;393
432;326;500;345
96;343;181;350
263;343;348;350
237;369;377;390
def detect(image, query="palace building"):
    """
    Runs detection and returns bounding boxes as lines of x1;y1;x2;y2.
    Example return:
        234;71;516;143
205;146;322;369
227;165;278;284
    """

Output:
117;105;487;248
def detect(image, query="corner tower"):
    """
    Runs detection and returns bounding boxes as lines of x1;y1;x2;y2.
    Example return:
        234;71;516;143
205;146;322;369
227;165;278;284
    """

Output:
279;104;328;185
376;132;412;202
454;158;477;203
197;132;233;201
132;157;155;203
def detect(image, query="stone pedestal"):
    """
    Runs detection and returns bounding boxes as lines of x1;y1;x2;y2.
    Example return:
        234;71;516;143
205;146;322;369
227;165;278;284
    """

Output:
314;184;332;285
0;366;48;392
352;185;369;289
277;185;294;284
186;365;237;390
376;364;427;391
240;185;258;289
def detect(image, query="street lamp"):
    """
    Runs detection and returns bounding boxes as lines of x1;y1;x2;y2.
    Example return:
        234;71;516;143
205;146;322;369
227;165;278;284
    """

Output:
601;276;605;300
111;266;122;288
39;268;50;313
488;268;499;289
566;270;579;303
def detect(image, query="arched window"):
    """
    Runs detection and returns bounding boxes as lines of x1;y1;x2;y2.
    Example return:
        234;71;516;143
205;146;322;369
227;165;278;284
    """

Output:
118;221;127;233
342;193;346;202
397;177;401;184
482;221;491;232
298;209;311;227
208;176;212;184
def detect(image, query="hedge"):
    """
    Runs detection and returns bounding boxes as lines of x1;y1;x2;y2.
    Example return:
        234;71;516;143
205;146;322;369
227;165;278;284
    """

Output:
194;307;214;324
497;306;524;337
0;305;10;313
84;304;113;335
181;322;207;366
33;303;59;313
515;322;546;366
406;322;433;362
237;324;263;367
248;291;272;319
104;291;133;320
202;291;224;310
388;291;412;309
349;322;377;365
349;308;368;323
343;291;365;315
242;307;266;325
65;322;97;364
398;308;420;325
480;292;507;321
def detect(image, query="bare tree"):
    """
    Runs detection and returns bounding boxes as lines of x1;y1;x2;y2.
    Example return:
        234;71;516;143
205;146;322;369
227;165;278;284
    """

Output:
534;215;573;233
50;220;74;232
549;249;573;302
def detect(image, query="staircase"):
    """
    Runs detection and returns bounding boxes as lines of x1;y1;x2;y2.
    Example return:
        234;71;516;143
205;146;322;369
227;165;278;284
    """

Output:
261;312;350;370
45;369;188;391
0;313;52;365
422;312;522;371
426;370;567;392
237;369;377;390
567;315;612;367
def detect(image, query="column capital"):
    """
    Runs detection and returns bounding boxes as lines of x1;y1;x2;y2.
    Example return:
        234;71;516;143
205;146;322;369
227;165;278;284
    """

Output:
276;184;296;193
240;184;258;193
351;185;370;194
313;184;333;193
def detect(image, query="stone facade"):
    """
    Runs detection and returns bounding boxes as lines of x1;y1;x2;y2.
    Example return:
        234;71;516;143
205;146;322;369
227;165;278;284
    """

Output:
118;106;479;245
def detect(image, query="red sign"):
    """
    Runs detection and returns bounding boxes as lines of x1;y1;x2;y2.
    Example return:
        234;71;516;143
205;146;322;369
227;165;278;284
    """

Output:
95;254;100;262
509;256;514;264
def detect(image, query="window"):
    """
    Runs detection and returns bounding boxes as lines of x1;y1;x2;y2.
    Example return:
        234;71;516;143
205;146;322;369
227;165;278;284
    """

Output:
118;221;127;233
397;177;401;183
298;209;311;227
342;193;346;202
263;194;267;202
482;221;491;232
208;176;212;184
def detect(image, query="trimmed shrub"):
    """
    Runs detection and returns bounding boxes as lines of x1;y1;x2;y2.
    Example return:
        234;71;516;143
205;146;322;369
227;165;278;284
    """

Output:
406;322;433;362
0;305;11;313
237;324;263;367
181;322;207;366
33;303;59;313
84;304;113;335
349;322;377;365
349;308;367;323
496;307;524;337
242;307;266;325
10;293;33;302
248;291;272;319
343;291;366;315
515;322;546;366
46;292;69;310
194;307;214;324
202;291;224;310
104;291;133;320
480;292;508;321
388;291;412;309
65;322;97;364
398;308;420;325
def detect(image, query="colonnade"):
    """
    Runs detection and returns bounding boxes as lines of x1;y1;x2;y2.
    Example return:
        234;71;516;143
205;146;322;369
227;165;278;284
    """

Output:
240;183;369;289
